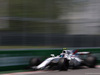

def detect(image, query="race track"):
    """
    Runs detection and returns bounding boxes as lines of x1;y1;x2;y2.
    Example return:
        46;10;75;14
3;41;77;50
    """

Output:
43;68;100;75
2;67;100;75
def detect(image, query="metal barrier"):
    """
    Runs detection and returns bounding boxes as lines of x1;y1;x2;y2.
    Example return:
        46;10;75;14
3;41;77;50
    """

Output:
0;33;100;47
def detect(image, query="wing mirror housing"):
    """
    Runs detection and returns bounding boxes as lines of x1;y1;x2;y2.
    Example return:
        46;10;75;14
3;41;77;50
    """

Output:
51;54;55;57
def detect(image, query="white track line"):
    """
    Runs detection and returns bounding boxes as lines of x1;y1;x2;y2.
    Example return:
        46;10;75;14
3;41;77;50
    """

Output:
96;65;100;68
1;71;47;75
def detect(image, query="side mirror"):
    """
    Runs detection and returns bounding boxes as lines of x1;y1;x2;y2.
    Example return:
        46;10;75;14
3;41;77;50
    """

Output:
51;54;55;57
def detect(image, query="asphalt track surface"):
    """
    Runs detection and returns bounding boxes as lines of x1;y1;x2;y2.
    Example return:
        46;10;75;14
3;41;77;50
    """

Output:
2;67;100;75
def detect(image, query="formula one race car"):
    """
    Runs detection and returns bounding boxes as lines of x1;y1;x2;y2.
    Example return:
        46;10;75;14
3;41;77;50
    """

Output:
28;49;97;71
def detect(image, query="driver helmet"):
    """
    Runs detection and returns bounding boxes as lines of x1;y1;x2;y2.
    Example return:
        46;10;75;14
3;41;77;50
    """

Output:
62;50;66;53
62;48;67;53
62;50;72;55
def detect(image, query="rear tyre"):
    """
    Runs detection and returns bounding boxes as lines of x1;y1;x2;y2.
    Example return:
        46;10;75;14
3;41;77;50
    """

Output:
58;58;69;71
85;56;97;68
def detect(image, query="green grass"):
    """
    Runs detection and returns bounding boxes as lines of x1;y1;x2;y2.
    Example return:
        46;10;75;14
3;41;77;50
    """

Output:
0;46;56;49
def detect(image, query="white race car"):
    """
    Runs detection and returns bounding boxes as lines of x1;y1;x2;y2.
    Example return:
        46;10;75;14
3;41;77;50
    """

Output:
29;49;97;71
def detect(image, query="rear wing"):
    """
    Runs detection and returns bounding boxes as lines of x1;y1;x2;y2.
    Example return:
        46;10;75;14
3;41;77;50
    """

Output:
77;52;91;55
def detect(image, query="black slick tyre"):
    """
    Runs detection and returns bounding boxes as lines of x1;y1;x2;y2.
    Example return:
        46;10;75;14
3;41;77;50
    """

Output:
85;56;97;68
29;58;41;66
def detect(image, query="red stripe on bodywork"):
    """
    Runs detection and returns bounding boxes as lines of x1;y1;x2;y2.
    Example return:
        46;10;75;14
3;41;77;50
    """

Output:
73;49;79;55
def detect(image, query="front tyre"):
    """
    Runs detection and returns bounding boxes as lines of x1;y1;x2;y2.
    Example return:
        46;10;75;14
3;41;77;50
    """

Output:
29;58;41;66
58;58;69;71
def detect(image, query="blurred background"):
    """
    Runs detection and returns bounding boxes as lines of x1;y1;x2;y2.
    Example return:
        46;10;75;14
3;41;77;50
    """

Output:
0;0;100;48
